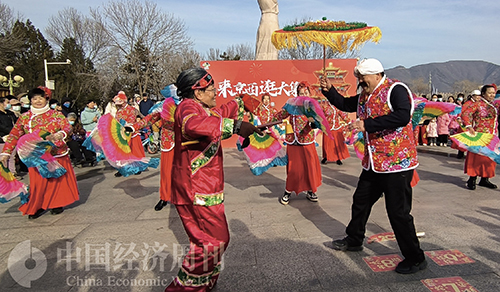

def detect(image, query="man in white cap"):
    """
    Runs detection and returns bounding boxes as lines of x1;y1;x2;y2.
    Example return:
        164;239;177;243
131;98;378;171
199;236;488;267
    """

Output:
320;58;427;274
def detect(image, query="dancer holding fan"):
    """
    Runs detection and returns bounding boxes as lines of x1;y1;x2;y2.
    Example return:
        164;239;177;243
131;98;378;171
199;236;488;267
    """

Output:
109;91;145;177
276;81;322;205
461;84;500;190
0;87;79;219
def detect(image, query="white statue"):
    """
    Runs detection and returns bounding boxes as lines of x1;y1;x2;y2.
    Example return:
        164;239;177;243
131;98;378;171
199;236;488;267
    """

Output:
255;0;279;60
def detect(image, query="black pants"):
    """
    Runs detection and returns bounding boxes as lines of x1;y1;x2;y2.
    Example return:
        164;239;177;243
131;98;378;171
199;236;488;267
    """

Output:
345;169;425;262
67;140;95;162
437;134;448;146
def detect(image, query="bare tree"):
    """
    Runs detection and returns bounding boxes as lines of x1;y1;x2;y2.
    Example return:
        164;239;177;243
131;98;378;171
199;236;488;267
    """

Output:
452;80;481;96
0;3;24;67
204;43;255;61
157;49;201;91
90;0;192;57
46;7;111;64
407;78;429;96
89;0;193;95
205;48;223;61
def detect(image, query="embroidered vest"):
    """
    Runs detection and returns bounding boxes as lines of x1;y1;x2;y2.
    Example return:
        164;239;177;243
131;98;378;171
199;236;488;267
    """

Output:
357;78;419;173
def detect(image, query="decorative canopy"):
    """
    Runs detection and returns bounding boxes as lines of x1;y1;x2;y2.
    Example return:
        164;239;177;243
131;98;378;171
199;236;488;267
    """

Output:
271;18;382;54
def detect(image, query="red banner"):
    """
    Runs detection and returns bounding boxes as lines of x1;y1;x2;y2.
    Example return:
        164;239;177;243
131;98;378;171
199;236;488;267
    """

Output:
200;59;358;147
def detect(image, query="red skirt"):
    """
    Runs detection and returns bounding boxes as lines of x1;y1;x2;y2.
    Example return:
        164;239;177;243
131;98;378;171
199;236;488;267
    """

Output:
464;152;496;178
322;129;350;161
130;135;146;158
19;155;79;215
286;144;322;193
160;150;174;201
419;125;428;145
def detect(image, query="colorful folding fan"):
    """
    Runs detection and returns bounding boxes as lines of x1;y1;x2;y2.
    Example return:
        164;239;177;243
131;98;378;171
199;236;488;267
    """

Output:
283;96;334;139
83;114;159;176
237;130;287;176
17;130;67;178
161;98;176;123
450;132;500;163
344;129;365;160
0;164;29;204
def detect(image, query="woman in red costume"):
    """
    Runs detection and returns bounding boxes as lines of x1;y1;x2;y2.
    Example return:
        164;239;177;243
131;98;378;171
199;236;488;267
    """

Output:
254;93;277;124
109;91;145;177
164;68;261;291
462;84;500;190
0;87;79;219
320;98;350;165
276;81;322;205
132;107;175;211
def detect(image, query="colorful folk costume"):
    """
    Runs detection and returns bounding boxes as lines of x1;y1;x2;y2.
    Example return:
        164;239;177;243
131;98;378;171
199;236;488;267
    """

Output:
254;102;278;124
275;108;322;204
461;96;500;189
133;105;175;210
165;97;245;291
1;105;79;217
322;58;426;274
320;99;350;164
111;91;145;176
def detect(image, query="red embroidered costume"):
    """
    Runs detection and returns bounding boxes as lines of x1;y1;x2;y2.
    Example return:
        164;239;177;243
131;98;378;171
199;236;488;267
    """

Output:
166;97;244;291
134;112;175;203
320;99;350;163
461;96;499;179
2;107;79;215
254;102;278;124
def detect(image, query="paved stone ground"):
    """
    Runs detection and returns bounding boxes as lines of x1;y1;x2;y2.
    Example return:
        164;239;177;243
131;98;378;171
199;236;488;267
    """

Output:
0;145;499;292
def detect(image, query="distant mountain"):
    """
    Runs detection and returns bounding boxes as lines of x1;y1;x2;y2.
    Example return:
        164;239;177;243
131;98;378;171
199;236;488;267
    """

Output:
385;60;500;94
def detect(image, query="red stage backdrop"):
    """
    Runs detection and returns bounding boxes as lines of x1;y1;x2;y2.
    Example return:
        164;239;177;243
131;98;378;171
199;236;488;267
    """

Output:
200;59;358;147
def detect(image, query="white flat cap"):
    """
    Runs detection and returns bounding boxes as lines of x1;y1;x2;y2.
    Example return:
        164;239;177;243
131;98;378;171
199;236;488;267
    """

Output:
354;58;384;75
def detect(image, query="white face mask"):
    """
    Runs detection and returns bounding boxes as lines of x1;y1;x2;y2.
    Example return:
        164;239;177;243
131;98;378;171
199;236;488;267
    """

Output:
22;104;30;108
437;98;443;102
50;104;57;109
12;106;21;111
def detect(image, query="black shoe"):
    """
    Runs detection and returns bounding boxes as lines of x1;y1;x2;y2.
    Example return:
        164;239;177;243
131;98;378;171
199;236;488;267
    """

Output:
154;200;168;211
306;191;318;202
28;208;45;219
114;171;123;177
466;176;476;190
331;237;363;251
321;158;328;164
50;207;64;215
395;258;428;274
456;151;464;159
336;160;343;165
280;191;291;205
478;178;498;189
134;171;142;175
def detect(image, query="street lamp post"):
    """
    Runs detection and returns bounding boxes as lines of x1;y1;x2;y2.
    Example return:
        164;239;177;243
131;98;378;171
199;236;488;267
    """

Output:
0;66;24;95
44;59;71;90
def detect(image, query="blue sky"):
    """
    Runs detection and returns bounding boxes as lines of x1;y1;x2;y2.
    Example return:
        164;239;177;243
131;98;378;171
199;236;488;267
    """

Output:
7;0;500;69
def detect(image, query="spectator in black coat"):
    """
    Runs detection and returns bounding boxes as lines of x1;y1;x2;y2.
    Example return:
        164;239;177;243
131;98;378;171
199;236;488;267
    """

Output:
139;93;154;116
0;96;20;178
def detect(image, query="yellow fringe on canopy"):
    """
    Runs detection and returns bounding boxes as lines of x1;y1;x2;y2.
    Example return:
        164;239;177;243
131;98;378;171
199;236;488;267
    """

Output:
271;26;382;54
